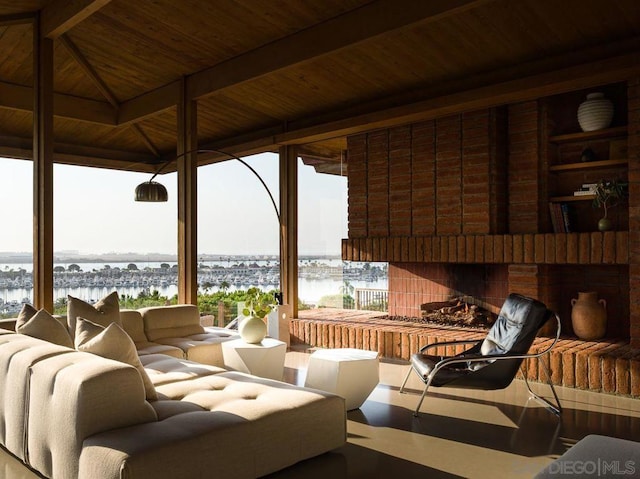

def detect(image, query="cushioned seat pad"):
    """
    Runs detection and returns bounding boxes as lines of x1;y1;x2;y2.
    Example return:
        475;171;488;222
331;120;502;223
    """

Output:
140;353;227;387
135;341;184;358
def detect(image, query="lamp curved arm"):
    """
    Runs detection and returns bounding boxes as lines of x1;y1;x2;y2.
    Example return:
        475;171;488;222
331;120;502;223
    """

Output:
217;153;281;223
144;148;280;223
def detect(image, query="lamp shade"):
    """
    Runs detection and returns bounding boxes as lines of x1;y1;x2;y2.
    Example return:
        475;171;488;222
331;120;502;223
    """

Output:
135;181;168;202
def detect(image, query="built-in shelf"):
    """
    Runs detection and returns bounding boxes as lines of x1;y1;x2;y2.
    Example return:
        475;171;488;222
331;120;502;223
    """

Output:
549;159;628;172
549;126;628;144
549;195;595;202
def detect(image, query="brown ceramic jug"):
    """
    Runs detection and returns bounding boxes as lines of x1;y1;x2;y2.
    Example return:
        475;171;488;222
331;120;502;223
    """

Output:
570;291;607;340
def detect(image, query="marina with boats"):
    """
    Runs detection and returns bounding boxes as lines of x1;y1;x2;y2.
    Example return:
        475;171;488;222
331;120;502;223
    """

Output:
0;256;387;315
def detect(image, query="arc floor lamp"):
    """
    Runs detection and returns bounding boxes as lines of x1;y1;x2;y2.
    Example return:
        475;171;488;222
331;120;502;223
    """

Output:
134;149;280;223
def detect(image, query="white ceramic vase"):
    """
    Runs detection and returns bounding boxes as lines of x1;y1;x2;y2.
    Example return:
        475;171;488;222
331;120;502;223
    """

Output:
239;316;267;344
577;93;614;132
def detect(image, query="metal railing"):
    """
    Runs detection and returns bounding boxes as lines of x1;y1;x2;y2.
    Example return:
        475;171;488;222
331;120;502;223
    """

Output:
354;288;388;312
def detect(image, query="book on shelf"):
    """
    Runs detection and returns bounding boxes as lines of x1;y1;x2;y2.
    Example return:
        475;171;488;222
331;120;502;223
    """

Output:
573;183;598;196
549;202;573;233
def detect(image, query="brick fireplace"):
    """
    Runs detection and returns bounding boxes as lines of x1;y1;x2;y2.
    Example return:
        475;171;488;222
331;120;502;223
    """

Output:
387;262;630;340
339;79;640;395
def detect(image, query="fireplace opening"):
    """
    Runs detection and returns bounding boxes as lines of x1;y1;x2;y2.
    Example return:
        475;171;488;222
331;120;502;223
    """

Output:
386;296;497;330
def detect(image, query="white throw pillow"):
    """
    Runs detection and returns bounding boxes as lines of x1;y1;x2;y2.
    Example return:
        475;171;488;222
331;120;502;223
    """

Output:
15;303;74;348
67;291;121;339
75;318;158;401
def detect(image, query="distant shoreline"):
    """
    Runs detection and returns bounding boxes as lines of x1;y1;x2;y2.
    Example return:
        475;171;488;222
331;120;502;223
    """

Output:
0;253;344;264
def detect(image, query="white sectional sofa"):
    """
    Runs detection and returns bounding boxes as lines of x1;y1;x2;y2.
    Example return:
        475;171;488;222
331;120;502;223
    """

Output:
121;304;239;365
0;301;347;479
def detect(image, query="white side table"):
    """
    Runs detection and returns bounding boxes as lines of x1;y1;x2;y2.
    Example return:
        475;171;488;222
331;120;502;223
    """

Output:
304;348;379;410
221;338;287;380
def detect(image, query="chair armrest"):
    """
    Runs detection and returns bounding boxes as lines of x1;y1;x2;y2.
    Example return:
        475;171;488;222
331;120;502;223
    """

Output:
419;339;480;353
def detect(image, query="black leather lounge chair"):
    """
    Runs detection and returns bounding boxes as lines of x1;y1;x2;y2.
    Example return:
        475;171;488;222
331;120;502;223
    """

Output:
399;293;562;417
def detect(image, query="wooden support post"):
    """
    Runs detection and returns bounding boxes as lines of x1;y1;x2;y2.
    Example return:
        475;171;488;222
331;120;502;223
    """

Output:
279;145;298;317
177;78;198;305
33;14;54;312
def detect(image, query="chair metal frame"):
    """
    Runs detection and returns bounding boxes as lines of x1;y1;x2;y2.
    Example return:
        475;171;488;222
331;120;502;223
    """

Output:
399;312;562;417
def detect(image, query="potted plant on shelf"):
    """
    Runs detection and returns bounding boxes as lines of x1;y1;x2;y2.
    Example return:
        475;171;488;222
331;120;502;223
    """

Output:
239;287;277;343
592;179;628;231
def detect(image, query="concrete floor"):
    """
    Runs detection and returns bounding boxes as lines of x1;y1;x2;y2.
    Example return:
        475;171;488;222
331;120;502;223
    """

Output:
2;349;639;478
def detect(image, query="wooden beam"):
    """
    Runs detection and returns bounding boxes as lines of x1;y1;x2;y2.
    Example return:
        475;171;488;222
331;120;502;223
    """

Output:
112;0;491;124
33;14;54;312
177;79;198;305
58;33;118;106
279;145;298;317
274;50;640;146
118;81;181;125
0;12;35;26
58;34;160;156
41;0;112;39
187;0;492;101
0;80;117;124
0;135;158;171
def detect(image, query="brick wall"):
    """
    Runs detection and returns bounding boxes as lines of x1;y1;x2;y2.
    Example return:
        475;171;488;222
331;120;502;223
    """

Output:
345;86;635;344
388;263;509;318
508;101;543;233
347;109;507;237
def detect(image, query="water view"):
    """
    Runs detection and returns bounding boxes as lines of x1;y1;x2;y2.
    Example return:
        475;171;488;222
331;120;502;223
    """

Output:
0;256;387;314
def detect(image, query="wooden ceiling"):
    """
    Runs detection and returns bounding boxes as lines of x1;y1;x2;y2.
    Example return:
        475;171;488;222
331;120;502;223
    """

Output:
1;0;640;175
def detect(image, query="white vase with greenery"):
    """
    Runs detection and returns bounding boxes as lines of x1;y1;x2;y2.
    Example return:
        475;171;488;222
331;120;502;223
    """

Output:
238;287;277;344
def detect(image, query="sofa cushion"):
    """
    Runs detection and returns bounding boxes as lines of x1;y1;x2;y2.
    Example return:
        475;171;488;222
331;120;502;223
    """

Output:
28;351;158;479
75;318;158;401
68;291;121;339
156;331;237;366
0;333;73;461
136;341;185;359
119;310;185;358
120;309;147;343
15;304;74;348
140;304;204;341
140;354;227;388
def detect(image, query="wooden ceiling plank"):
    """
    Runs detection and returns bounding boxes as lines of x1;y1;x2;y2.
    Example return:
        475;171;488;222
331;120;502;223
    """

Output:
186;0;493;101
41;0;113;38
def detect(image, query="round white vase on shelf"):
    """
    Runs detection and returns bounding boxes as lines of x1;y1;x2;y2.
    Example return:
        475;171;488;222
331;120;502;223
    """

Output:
239;316;267;344
577;92;614;132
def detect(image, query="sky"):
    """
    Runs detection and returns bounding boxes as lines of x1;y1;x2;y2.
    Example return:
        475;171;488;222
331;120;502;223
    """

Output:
0;153;348;256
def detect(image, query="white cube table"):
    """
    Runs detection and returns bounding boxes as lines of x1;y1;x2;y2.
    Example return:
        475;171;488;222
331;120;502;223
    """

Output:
304;348;379;410
221;338;287;380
